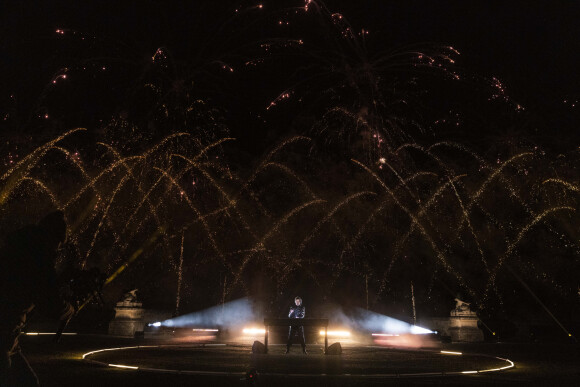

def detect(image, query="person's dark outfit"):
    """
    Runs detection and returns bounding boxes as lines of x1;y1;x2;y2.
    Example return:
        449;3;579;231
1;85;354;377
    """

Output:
0;212;75;387
286;305;306;353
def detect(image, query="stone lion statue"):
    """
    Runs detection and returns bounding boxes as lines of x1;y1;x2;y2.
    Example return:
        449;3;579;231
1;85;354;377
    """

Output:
121;289;139;303
454;298;471;312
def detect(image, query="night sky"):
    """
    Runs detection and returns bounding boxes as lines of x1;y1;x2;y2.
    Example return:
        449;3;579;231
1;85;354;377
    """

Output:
1;1;579;328
2;1;579;147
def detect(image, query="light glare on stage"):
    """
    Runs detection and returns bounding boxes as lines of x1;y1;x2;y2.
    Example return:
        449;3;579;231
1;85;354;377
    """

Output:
319;330;350;337
242;327;265;335
441;350;463;355
409;325;433;334
108;363;138;370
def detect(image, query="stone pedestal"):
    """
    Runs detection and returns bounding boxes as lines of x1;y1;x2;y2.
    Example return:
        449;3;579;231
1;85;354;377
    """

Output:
108;301;145;336
448;309;484;342
418;299;484;343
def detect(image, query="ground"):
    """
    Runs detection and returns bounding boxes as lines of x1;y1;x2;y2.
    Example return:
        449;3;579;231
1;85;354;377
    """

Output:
19;335;580;386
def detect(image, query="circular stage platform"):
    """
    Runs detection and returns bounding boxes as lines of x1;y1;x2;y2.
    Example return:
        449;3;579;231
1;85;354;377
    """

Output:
22;334;580;386
82;343;514;378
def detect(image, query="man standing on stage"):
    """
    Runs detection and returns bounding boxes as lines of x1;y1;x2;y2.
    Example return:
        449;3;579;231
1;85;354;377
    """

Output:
286;296;307;354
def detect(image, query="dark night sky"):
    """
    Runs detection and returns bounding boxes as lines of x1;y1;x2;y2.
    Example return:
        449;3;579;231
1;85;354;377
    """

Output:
1;0;579;147
365;1;580;110
321;1;580;134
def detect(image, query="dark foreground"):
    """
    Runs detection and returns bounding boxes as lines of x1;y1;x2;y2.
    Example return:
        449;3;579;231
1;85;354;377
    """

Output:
20;335;580;386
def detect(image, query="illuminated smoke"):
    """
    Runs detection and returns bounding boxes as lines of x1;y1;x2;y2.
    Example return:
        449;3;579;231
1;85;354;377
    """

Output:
156;298;258;328
318;304;432;335
349;307;433;334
